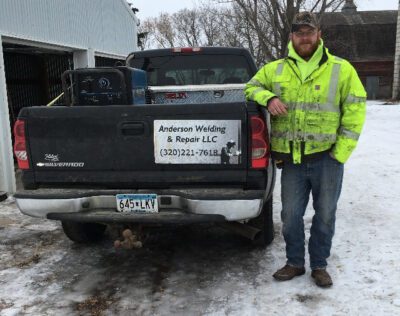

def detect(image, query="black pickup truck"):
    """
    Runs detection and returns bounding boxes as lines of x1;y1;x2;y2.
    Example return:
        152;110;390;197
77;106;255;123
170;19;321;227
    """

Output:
13;47;276;247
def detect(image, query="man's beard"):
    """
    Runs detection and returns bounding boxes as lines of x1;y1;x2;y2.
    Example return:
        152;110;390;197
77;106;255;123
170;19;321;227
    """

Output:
293;40;319;59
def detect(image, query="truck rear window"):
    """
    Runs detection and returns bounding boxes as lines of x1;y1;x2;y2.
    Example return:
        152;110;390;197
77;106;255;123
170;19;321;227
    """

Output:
129;55;253;86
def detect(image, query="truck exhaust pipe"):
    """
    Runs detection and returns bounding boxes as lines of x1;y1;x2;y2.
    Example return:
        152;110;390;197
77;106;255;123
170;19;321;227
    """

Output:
218;222;262;241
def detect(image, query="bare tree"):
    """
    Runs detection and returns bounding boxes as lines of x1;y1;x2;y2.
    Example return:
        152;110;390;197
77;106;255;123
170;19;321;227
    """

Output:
137;0;346;65
138;3;234;49
173;9;202;47
153;14;177;48
198;3;222;46
222;0;346;63
138;19;154;50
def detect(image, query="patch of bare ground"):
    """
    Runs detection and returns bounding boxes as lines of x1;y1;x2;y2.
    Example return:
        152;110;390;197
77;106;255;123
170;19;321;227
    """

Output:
76;295;117;316
0;299;14;311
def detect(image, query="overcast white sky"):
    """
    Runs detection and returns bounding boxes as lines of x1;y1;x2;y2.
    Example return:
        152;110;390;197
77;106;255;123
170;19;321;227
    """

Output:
131;0;398;20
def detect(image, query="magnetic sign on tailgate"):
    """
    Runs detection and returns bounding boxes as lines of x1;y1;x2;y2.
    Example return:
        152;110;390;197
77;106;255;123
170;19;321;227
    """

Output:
153;119;242;165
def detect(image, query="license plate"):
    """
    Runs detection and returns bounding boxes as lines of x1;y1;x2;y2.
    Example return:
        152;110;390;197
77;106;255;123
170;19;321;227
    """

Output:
116;194;158;213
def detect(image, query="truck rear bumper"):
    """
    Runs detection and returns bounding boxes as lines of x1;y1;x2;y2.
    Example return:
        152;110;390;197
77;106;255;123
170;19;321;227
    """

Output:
15;189;266;222
47;210;227;224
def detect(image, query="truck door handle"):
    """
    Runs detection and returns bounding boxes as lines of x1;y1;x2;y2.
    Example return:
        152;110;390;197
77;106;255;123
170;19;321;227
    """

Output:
120;122;145;136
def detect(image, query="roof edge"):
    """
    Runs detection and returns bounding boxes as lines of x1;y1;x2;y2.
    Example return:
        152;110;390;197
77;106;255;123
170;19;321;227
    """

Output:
120;0;139;23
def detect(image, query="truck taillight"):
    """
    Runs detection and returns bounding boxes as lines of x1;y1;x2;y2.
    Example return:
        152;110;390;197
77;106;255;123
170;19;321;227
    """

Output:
13;120;30;170
251;115;269;169
172;47;202;53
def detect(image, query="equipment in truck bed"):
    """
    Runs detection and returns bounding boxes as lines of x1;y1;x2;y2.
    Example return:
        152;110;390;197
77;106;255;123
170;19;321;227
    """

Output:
62;66;147;106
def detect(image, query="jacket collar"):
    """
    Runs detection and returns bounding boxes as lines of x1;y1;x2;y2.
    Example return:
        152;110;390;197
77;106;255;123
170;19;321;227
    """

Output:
285;41;333;82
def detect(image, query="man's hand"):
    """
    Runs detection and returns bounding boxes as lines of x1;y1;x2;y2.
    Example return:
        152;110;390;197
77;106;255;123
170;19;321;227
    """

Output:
267;97;288;116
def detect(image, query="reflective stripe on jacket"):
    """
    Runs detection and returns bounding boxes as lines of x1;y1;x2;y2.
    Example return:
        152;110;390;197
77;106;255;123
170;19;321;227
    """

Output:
245;47;366;164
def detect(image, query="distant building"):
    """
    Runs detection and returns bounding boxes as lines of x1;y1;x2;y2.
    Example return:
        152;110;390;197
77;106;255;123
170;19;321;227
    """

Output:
0;0;139;193
321;0;397;100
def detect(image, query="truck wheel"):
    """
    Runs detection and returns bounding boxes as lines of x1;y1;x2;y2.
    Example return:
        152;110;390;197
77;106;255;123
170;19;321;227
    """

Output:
0;191;7;202
61;221;106;243
249;197;274;247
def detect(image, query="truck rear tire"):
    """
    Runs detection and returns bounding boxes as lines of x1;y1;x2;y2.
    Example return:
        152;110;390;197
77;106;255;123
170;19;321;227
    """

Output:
61;221;106;243
0;191;7;202
249;197;274;247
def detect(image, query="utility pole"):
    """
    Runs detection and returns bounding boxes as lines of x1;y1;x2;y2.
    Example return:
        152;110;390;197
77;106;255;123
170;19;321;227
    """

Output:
392;0;400;100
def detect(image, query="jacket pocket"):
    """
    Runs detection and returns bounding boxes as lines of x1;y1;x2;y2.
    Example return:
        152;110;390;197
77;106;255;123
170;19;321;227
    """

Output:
306;113;339;131
272;77;291;98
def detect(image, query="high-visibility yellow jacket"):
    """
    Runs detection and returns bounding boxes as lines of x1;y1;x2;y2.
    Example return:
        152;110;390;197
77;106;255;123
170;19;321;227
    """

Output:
245;45;366;164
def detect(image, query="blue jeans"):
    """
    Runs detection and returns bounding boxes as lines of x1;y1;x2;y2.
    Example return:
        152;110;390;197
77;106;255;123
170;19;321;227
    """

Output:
281;152;344;270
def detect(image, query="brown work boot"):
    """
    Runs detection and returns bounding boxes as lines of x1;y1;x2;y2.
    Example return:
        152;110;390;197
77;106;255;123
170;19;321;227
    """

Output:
311;269;333;288
273;264;306;281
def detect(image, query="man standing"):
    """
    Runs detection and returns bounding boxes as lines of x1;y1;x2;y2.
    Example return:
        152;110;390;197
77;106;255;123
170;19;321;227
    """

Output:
220;140;236;164
245;12;366;287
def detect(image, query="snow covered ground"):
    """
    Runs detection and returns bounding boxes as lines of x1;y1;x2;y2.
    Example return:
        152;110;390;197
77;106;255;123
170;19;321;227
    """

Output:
0;101;399;315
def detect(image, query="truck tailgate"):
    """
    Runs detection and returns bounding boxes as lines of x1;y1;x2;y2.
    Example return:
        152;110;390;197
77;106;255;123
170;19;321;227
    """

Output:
21;103;252;188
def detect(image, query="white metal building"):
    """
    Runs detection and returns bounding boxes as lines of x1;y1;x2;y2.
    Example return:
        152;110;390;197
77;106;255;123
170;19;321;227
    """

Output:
0;0;138;193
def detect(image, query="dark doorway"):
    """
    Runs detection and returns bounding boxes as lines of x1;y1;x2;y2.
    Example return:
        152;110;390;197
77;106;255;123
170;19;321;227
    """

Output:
3;43;73;128
2;43;73;191
95;56;124;67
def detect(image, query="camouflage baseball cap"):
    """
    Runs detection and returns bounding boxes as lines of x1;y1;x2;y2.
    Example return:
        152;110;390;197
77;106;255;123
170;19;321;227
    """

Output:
291;12;319;31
